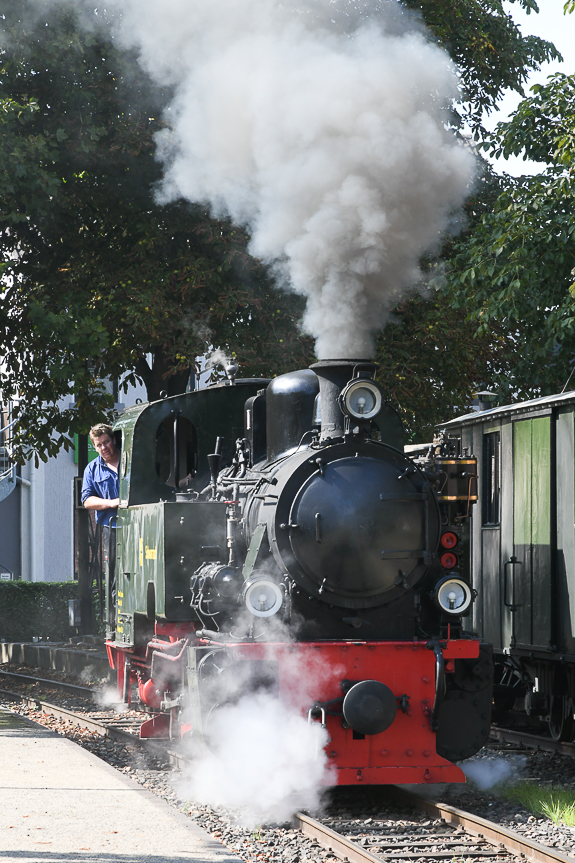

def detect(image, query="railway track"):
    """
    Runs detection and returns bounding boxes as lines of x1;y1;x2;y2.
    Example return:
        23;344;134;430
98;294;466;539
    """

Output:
297;810;507;863
297;788;575;863
0;686;142;743
0;676;189;767
490;725;575;758
1;669;574;863
0;667;97;699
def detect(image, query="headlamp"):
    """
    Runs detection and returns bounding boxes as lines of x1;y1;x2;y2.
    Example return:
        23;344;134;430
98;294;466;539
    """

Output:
243;577;283;618
434;576;473;615
338;379;383;421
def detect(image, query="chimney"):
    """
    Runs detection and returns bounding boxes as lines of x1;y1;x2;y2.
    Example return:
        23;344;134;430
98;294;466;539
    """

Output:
310;359;376;443
469;390;498;413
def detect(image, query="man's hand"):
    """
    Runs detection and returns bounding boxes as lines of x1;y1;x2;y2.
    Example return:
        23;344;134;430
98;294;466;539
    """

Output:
83;496;120;511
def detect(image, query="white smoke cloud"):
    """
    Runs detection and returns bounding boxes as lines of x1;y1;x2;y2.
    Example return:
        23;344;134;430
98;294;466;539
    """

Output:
177;692;330;826
94;683;129;713
463;756;526;790
175;629;341;825
86;0;475;359
203;347;233;372
79;664;96;684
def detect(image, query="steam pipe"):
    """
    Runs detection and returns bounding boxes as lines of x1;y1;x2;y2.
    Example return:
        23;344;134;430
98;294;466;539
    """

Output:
207;436;224;499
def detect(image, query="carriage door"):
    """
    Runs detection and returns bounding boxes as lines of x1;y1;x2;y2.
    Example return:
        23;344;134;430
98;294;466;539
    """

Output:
512;417;552;649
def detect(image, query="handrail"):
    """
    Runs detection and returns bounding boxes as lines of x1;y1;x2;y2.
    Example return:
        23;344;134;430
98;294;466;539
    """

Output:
504;555;520;612
0;464;15;483
0;414;19;434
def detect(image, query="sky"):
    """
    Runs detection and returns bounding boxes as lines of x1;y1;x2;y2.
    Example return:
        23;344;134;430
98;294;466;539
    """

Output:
486;0;575;175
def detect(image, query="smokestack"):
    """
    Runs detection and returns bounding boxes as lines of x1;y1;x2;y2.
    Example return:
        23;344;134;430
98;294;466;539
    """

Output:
310;359;376;443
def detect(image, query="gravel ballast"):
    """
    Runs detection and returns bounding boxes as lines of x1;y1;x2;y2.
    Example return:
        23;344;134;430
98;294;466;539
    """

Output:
2;664;575;862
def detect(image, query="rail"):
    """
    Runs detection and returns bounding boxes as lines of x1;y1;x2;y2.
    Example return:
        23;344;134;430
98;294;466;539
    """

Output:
297;790;575;863
490;725;575;758
0;669;96;699
396;788;575;863
0;684;188;767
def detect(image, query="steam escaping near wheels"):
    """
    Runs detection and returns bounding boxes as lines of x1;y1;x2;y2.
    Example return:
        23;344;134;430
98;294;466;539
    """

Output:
177;632;338;825
177;691;331;826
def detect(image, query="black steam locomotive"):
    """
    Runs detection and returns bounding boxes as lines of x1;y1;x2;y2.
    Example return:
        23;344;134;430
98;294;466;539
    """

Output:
107;359;493;785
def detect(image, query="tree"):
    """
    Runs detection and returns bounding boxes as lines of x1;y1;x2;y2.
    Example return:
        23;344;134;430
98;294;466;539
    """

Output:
434;72;575;405
317;0;559;133
0;0;564;456
372;0;560;438
0;2;313;461
375;291;516;441
403;0;560;133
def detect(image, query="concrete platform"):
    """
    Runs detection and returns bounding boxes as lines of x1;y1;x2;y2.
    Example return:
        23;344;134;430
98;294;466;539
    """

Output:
0;642;113;681
0;708;242;863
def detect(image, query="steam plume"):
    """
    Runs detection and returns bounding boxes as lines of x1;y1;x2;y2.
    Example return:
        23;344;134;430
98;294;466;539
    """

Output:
463;755;526;791
203;348;233;373
91;0;476;358
178;693;330;826
177;634;340;825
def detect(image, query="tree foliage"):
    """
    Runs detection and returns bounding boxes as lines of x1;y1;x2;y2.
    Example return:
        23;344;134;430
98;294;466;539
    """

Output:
435;73;575;404
371;0;561;438
403;0;560;132
375;291;516;441
0;1;312;461
0;0;567;455
372;158;515;440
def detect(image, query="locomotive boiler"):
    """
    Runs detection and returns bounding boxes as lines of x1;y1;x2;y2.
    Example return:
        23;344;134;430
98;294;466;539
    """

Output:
106;359;493;785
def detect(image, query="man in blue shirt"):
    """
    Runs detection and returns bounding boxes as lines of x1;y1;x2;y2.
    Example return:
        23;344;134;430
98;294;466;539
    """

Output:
81;424;120;524
82;424;120;630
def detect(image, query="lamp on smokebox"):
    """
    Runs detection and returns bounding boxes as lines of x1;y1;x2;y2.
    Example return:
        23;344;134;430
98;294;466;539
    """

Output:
338;379;383;421
243;576;283;618
434;576;472;616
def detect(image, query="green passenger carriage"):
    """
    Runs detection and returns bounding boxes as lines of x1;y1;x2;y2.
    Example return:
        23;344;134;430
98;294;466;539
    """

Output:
441;392;575;742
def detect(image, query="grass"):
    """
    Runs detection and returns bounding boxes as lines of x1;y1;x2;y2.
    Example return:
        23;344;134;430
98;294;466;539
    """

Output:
501;781;575;826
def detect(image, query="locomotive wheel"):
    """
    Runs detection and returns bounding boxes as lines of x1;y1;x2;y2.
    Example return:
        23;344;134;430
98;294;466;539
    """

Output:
548;695;575;742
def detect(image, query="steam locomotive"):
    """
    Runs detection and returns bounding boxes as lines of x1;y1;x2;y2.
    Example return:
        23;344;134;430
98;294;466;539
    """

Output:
106;359;493;785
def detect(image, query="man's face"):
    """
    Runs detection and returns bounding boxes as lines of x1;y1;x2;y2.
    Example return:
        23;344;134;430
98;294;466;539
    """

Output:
92;434;116;463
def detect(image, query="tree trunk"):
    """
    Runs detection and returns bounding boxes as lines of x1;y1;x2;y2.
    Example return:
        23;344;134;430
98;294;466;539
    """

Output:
135;352;192;402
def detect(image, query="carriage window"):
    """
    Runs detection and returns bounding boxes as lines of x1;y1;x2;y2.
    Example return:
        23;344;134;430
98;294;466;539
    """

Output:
155;415;197;487
483;431;500;525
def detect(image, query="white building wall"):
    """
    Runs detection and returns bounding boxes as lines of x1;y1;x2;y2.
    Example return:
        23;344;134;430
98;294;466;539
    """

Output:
35;445;75;582
16;375;150;582
19;416;77;583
